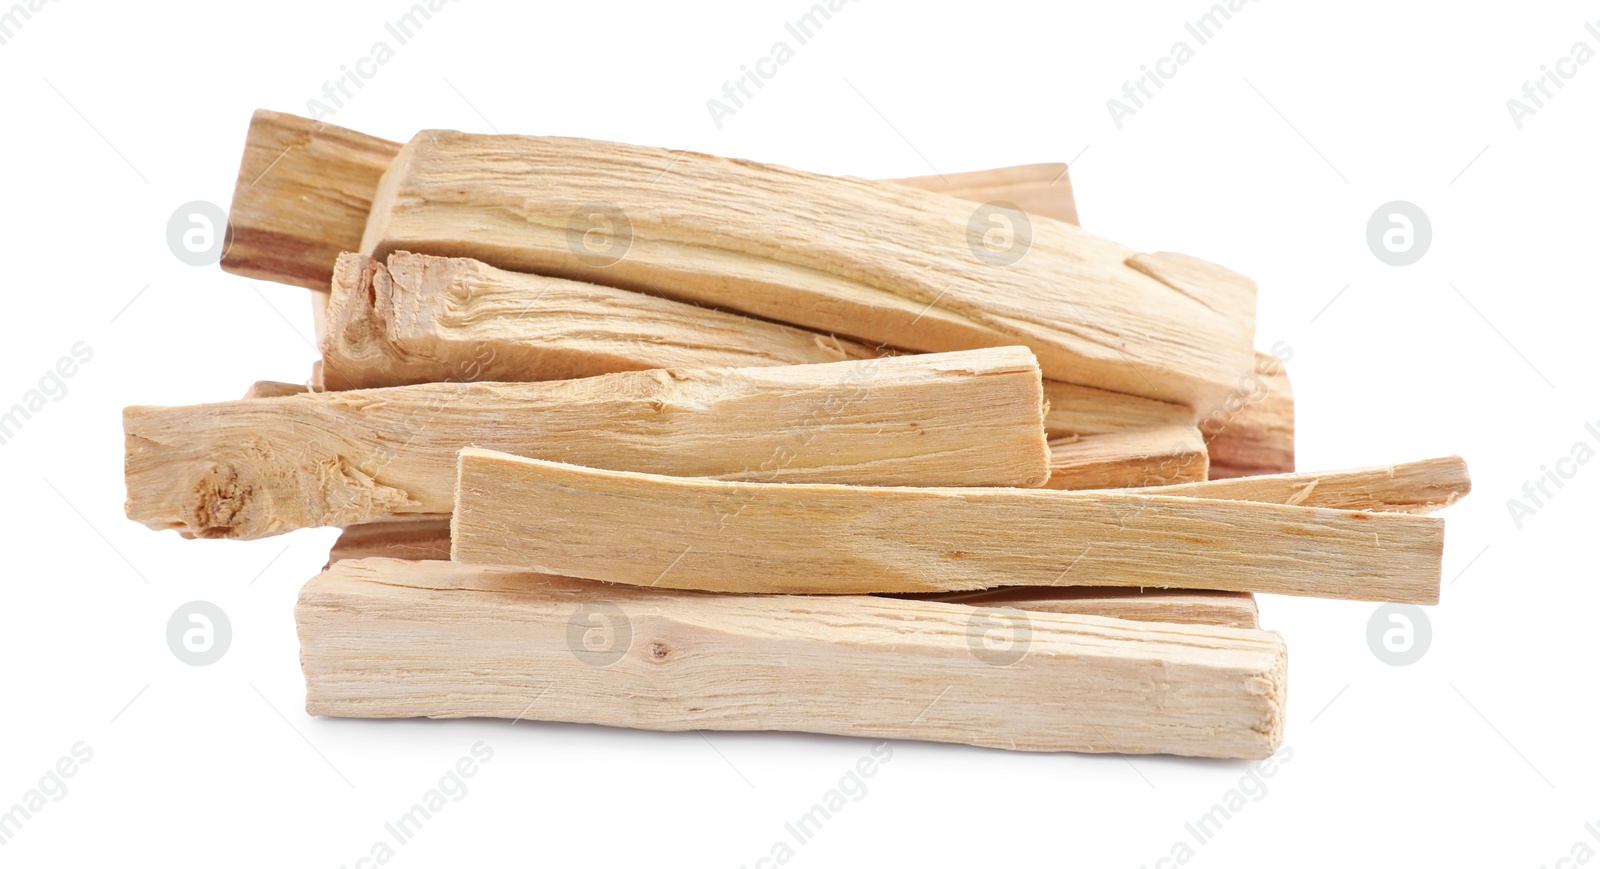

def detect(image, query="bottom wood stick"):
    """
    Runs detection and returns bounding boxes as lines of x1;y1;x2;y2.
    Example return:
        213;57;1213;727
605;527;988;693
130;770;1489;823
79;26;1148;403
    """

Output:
297;558;1288;758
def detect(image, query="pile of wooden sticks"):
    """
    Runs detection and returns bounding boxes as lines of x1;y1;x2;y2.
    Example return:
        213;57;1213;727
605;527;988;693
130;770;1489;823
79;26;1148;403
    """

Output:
122;109;1471;759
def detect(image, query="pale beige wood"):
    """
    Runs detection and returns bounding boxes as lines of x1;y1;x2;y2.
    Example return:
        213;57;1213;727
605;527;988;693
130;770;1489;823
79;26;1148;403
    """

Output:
1125;456;1470;514
361;130;1257;407
887;163;1080;225
326;516;453;566
240;380;308;399
320;252;877;389
1045;425;1207;490
1206;351;1295;478
918;587;1259;629
221;110;403;290
327;516;1257;627
452;448;1445;603
124;348;1050;540
298;558;1287;758
1040;379;1192;438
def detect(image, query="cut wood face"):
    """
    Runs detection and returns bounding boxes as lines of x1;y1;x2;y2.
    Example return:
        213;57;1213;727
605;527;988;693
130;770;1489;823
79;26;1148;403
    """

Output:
321;251;880;389
221;110;402;290
361;129;1258;407
1045;425;1208;489
123;347;1050;539
298;558;1288;758
887;163;1080;225
326;517;1261;628
452;448;1445;603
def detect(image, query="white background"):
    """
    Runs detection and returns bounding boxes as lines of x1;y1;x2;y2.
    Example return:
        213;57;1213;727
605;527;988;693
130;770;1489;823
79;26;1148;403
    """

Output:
1;0;1595;865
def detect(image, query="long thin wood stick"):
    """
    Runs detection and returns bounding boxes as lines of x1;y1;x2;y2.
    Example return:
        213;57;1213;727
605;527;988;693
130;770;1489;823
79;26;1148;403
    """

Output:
324;516;1259;628
222;110;402;290
361;130;1257;407
321;251;876;389
451;448;1445;603
298;558;1288;758
887;163;1079;225
917;587;1260;629
1045;425;1207;489
1123;456;1470;514
124;348;1049;540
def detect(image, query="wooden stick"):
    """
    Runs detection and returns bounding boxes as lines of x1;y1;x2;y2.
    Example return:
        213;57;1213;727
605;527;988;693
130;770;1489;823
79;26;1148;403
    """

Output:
124;348;1050;540
917;587;1259;629
320;251;877;389
326;517;1259;627
1124;456;1470;514
298;558;1288;758
451;448;1444;603
326;516;453;566
1045;425;1207;489
221;110;403;290
360;129;1257;407
887;163;1079;225
1205;351;1295;478
240;380;308;399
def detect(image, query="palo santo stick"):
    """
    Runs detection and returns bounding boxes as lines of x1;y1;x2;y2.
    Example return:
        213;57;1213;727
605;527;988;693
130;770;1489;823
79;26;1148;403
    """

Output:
321;252;876;389
222;110;403;290
326;516;453;566
1040;379;1191;438
124;348;1050;540
918;587;1259;629
1123;456;1471;514
326;517;1257;628
887;163;1080;225
452;449;1444;603
240;380;308;399
1045;425;1207;489
361;130;1257;407
1204;351;1295;478
298;558;1288;758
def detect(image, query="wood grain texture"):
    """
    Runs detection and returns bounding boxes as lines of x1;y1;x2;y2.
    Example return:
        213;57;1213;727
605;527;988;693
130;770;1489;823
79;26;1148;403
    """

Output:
1045;425;1207;490
298;558;1288;758
124;348;1050;540
1040;379;1192;438
221;110;402;290
327;516;1258;627
887;163;1079;225
320;251;877;389
1124;456;1470;514
361;130;1257;407
917;586;1259;629
240;380;308;399
452;449;1445;603
1205;351;1295;478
